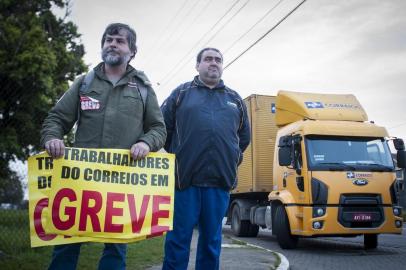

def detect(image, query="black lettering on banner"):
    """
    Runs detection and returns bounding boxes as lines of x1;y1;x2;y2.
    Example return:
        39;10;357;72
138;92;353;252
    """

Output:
61;166;80;180
61;166;70;179
84;168;92;181
64;148;71;160
71;148;80;160
89;150;97;162
131;173;139;185
80;149;88;162
71;167;80;179
37;176;52;189
147;157;154;168
119;172;126;184
111;171;119;183
121;154;129;166
98;152;106;164
137;158;145;168
45;157;53;170
36;157;53;170
151;174;169;186
113;153;121;165
102;170;110;183
140;173;147;185
93;169;101;181
162;158;169;169
155;158;162;169
106;152;112;164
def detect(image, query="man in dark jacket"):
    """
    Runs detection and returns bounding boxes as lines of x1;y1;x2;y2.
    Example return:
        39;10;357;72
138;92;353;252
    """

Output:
161;47;250;270
41;23;166;270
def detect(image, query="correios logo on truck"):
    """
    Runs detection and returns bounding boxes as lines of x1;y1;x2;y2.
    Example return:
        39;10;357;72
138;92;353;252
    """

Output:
346;172;372;179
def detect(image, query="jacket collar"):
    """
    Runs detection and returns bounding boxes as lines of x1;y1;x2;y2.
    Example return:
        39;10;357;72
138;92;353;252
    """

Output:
193;76;225;90
93;62;151;87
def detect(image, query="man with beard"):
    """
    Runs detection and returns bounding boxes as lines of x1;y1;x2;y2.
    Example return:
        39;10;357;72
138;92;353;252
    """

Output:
160;48;250;270
41;23;166;270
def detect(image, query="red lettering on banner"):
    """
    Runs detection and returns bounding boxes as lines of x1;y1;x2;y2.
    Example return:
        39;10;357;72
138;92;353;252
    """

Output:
33;198;57;241
104;192;125;233
127;194;150;233
52;188;77;230
151;195;170;236
79;190;102;232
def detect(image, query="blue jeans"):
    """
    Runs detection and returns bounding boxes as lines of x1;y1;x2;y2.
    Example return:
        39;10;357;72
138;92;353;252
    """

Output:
48;243;127;270
163;186;230;270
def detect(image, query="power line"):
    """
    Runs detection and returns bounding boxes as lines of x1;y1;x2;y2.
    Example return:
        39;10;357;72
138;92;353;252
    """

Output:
388;121;406;130
157;0;246;86
147;0;213;69
223;0;285;56
143;0;191;63
224;0;307;70
159;0;252;87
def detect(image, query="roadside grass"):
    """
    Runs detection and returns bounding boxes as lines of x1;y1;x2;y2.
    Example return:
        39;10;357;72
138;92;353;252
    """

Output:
0;210;164;270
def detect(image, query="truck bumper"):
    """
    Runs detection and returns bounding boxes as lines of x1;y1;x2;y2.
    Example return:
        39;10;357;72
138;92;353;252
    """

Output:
288;205;403;236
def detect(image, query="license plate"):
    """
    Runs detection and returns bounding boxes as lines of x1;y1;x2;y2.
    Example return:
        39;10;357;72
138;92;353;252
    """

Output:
352;213;373;221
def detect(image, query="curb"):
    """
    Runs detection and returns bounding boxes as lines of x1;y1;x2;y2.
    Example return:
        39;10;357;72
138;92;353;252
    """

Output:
225;235;290;270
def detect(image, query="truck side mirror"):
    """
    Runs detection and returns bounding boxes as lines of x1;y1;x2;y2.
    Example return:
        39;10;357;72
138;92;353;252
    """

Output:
279;147;292;166
394;138;405;151
397;150;406;168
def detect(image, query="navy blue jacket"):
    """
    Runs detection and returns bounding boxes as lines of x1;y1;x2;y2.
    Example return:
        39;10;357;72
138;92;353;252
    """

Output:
161;76;251;190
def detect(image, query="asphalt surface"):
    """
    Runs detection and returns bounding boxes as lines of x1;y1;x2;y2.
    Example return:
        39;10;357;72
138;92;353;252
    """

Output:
147;229;285;270
222;225;406;270
147;225;406;270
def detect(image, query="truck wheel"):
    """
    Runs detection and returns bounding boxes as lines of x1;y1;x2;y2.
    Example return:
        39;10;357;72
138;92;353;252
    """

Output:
274;205;298;249
231;204;257;237
364;234;378;249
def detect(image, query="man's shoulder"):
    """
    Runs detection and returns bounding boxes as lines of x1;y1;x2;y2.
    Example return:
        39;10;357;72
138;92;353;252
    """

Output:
223;86;243;100
170;80;195;96
131;69;152;87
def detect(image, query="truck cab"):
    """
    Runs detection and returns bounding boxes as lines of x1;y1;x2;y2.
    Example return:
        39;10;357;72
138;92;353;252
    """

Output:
228;91;406;249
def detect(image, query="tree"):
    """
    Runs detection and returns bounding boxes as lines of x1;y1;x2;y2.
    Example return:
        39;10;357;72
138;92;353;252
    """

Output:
0;0;87;204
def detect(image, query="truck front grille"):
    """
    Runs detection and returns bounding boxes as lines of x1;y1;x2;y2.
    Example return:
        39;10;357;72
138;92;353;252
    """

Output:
338;194;384;228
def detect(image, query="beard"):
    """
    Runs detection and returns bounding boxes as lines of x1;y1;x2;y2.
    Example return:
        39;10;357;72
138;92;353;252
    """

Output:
102;48;131;66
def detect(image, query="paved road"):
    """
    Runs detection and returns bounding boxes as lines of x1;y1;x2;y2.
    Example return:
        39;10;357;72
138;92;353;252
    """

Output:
223;226;406;270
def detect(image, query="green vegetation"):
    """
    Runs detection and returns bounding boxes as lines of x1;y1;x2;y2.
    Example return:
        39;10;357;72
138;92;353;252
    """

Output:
0;0;87;204
0;210;164;269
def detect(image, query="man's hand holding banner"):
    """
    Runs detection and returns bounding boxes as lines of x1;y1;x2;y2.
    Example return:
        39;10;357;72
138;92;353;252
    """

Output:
28;148;175;247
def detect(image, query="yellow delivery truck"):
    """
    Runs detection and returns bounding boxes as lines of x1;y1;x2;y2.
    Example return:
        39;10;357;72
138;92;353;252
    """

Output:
227;91;405;249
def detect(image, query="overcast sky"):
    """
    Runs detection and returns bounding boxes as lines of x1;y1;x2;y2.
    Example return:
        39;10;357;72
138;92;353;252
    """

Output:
64;0;406;139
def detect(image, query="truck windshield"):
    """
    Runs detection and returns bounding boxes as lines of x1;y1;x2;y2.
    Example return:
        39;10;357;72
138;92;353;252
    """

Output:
305;136;394;171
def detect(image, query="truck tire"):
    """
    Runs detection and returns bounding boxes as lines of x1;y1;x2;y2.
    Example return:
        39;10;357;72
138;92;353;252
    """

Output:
364;234;378;249
274;205;298;249
231;204;259;237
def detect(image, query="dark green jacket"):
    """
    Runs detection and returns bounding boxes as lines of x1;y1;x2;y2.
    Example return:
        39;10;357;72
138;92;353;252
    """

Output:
41;63;166;151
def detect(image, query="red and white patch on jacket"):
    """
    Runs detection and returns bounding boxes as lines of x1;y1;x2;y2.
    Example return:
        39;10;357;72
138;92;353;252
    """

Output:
80;96;100;110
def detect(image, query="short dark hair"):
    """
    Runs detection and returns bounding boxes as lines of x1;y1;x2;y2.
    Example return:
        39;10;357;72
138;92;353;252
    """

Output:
101;23;137;54
196;47;223;63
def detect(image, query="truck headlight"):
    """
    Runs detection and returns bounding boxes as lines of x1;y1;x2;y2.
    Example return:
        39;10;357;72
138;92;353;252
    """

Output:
313;221;324;229
393;207;402;217
312;207;326;217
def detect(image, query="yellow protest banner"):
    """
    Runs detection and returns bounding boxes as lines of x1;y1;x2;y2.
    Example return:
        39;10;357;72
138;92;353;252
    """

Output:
43;148;175;240
28;152;94;247
28;149;174;247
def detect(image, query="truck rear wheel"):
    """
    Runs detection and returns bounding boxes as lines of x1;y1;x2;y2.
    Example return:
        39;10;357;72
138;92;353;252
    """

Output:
274;205;298;249
231;204;259;237
364;234;378;249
